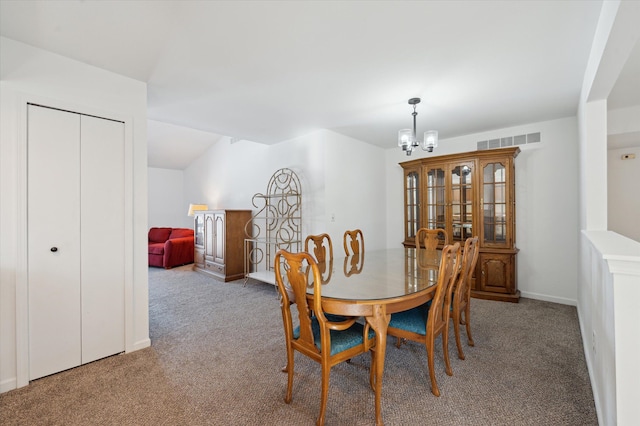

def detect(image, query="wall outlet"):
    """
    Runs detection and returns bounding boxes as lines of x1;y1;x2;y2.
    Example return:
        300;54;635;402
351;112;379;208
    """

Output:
330;213;335;222
592;330;596;354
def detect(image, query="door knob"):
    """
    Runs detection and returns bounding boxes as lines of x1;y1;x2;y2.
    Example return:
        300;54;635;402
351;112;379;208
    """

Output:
50;247;58;252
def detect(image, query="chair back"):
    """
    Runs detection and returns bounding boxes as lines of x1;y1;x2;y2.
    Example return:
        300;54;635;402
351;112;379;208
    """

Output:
305;233;333;263
454;236;479;306
274;250;326;355
427;242;461;333
415;228;448;250
343;229;364;256
305;233;333;283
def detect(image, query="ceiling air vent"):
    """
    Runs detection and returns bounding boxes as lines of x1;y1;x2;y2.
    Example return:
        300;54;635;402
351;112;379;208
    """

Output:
477;131;541;150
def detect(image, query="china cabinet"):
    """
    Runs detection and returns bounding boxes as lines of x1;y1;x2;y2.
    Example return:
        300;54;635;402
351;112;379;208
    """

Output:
194;209;252;282
400;147;520;302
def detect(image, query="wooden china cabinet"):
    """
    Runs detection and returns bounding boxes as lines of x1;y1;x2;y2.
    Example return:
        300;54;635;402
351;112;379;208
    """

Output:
401;147;520;302
194;209;252;282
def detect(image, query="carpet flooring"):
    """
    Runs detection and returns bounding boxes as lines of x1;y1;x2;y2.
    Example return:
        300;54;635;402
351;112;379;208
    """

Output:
0;265;598;425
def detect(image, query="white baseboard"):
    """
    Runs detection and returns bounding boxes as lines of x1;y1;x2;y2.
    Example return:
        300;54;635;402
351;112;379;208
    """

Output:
129;338;151;352
519;291;577;306
1;377;17;394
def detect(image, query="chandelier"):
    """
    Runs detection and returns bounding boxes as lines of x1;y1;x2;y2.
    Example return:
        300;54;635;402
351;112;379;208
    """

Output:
398;98;438;156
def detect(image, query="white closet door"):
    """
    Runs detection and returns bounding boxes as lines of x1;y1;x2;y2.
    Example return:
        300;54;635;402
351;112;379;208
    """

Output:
28;105;82;380
28;105;126;380
80;115;125;363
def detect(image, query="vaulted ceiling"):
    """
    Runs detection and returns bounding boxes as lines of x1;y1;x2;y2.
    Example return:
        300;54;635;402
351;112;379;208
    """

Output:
2;1;635;169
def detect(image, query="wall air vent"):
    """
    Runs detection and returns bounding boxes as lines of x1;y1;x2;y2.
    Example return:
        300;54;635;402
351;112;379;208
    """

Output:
477;131;541;150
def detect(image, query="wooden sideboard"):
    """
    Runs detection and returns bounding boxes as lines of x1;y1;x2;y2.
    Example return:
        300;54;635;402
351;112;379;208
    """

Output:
400;147;520;302
194;209;252;282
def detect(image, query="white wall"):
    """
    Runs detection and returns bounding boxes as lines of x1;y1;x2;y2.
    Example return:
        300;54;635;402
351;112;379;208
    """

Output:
325;131;386;251
577;1;640;424
186;115;581;305
0;37;150;392
386;117;580;305
184;137;271;212
148;167;191;229
183;129;387;256
608;146;640;242
607;105;640;243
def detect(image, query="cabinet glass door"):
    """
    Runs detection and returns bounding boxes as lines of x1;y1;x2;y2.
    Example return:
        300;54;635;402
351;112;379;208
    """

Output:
194;214;204;247
482;161;508;247
405;170;420;242
425;167;446;231
450;162;474;243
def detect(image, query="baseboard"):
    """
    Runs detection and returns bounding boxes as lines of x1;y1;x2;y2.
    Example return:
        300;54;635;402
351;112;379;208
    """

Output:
519;290;576;306
1;377;17;394
129;338;151;352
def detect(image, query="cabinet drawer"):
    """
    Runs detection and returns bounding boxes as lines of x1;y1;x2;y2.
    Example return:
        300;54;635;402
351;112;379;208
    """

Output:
205;261;225;275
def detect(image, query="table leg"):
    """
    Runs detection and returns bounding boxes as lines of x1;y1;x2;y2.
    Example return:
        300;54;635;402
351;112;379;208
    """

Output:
366;304;390;426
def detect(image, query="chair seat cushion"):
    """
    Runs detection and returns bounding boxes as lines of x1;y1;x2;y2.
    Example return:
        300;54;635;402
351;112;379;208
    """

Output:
293;317;373;356
388;304;429;335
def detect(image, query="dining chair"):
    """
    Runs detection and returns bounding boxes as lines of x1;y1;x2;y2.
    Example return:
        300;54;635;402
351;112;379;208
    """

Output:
305;233;333;283
386;242;461;397
415;227;448;250
274;249;376;426
343;229;364;256
451;236;480;360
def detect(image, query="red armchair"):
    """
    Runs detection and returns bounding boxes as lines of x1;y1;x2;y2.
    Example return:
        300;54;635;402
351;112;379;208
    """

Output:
148;227;195;269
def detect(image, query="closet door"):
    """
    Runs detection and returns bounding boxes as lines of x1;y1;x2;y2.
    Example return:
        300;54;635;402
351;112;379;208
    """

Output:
28;105;82;380
27;105;125;380
80;115;125;364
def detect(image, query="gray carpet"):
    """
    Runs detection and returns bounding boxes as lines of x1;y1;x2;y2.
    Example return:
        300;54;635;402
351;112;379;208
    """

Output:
0;265;598;425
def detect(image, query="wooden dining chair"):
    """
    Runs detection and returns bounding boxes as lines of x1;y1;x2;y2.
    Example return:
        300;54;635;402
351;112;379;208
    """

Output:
305;233;333;263
415;227;448;250
386;242;461;397
343;229;364;256
451;236;480;360
274;249;376;425
305;233;333;284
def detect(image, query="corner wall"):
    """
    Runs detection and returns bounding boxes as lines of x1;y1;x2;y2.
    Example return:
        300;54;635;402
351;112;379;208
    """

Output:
608;145;640;242
0;37;150;392
148;168;190;229
182;129;387;254
577;1;640;424
385;116;580;305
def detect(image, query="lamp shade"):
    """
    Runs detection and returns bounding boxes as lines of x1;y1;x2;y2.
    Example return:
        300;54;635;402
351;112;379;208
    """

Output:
422;130;438;152
398;129;412;150
187;203;209;216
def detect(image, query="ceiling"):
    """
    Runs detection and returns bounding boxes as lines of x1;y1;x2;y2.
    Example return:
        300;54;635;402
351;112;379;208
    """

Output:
1;0;636;169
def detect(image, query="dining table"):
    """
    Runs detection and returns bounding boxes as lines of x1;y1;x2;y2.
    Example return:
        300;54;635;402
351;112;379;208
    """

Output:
311;247;441;426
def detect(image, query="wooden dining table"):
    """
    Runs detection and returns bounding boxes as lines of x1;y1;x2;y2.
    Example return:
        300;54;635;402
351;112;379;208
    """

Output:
311;247;441;426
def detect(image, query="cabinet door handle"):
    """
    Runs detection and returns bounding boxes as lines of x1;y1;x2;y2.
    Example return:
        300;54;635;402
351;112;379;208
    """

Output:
50;247;58;252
